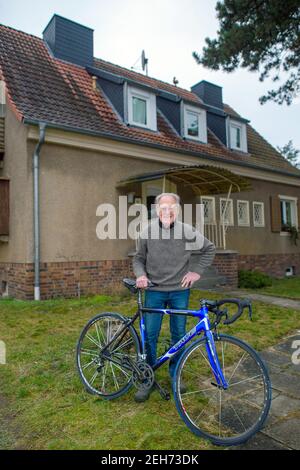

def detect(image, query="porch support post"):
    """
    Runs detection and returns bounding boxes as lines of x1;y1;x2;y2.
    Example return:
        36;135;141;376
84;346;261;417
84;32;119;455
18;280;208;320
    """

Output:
221;183;233;250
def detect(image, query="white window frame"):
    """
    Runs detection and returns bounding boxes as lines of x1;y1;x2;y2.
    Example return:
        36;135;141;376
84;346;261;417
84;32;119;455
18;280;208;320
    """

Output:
279;195;298;233
237;200;250;226
253;201;265;227
220;198;234;226
228;119;247;152
183;104;207;143
127;85;157;131
200;196;216;224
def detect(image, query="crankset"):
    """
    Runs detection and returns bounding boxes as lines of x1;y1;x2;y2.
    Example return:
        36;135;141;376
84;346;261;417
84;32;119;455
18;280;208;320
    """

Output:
132;361;155;390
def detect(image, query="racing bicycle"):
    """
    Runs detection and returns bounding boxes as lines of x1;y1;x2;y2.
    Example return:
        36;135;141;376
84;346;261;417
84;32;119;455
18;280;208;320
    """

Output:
76;278;272;446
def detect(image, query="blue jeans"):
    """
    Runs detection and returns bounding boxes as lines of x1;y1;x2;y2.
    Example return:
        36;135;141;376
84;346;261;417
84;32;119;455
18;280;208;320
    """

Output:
143;289;190;379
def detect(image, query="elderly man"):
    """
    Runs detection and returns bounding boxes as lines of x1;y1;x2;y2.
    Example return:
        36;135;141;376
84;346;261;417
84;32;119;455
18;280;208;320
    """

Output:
133;192;216;402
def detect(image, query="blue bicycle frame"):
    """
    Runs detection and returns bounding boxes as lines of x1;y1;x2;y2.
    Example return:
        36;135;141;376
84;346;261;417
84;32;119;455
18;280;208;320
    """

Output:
139;302;229;390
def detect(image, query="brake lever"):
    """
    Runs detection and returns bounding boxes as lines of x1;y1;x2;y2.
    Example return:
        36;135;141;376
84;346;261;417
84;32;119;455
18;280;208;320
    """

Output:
222;308;229;322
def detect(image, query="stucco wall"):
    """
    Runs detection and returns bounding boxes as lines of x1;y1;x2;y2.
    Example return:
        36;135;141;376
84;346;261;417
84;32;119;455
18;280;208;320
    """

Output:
31;141;300;261
26;140;172;263
1;110;300;265
218;179;300;255
0;105;29;262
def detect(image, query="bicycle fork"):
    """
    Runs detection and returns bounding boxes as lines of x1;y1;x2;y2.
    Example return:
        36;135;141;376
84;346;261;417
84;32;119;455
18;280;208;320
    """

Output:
205;329;229;390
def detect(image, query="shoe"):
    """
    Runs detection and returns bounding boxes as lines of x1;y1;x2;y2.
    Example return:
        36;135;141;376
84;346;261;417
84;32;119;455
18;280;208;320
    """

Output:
134;385;154;403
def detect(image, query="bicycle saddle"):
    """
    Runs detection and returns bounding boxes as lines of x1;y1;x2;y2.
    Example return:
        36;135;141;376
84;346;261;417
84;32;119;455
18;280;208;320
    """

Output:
123;278;138;294
123;278;156;294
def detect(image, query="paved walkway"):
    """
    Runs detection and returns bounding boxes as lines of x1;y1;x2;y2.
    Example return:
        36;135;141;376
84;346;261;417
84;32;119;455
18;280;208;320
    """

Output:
212;288;300;311
234;331;300;450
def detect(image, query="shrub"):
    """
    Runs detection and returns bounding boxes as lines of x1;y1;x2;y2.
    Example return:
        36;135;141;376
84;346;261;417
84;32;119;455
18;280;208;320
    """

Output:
238;270;273;289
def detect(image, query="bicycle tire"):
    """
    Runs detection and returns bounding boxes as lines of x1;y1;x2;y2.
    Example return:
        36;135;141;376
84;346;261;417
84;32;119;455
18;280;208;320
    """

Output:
76;312;141;399
173;334;272;446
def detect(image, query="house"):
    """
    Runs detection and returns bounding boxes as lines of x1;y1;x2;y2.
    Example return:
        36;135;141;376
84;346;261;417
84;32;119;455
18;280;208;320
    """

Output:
0;14;299;300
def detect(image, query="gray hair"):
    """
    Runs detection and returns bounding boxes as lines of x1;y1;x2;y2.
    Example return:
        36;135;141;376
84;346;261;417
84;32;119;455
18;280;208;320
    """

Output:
155;193;181;206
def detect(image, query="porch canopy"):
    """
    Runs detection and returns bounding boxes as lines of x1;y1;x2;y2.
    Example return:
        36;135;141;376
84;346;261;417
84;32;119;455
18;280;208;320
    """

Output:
117;164;251;196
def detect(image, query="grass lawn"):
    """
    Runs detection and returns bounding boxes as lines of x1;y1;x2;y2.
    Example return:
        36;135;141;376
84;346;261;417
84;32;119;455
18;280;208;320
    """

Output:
243;276;300;300
0;289;299;450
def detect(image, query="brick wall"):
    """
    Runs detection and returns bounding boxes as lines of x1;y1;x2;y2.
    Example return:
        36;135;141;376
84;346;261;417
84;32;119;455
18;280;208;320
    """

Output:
213;250;239;287
1;252;300;300
238;253;300;278
0;259;134;300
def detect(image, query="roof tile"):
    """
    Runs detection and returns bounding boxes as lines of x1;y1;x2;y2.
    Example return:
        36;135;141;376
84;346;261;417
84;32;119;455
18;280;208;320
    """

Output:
0;23;299;178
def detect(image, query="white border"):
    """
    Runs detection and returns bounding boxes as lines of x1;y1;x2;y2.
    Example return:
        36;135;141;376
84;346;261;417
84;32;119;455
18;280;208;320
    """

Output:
127;85;157;131
237;200;250;226
200;196;216;223
279;195;298;231
228;119;248;152
220;198;234;226
253;201;265;227
183;104;207;143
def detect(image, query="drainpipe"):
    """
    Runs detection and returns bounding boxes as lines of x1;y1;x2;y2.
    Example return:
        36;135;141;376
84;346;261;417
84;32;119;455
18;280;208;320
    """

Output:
33;122;46;301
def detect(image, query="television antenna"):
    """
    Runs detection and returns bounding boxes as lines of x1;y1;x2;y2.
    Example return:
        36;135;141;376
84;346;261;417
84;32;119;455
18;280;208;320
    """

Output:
131;50;149;76
141;50;148;76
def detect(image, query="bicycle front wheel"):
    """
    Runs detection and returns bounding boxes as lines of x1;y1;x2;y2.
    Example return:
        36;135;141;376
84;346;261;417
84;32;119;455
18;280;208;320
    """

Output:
173;334;271;446
76;312;141;399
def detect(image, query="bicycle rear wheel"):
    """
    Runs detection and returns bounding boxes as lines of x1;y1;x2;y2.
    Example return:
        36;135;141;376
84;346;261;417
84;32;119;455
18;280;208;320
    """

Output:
173;334;271;446
76;312;140;399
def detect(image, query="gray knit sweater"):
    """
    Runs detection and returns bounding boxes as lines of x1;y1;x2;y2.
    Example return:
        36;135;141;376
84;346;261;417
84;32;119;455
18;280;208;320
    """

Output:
132;219;216;291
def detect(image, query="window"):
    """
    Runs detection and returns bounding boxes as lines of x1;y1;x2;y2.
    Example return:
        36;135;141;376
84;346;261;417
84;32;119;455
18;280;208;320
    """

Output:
237;200;250;226
132;96;147;125
200;196;216;224
187;111;199;137
127;86;157;131
220;198;234;226
279;196;298;232
183;105;207;143
253;202;265;227
231;125;241;148
228;119;247;152
0;179;9;236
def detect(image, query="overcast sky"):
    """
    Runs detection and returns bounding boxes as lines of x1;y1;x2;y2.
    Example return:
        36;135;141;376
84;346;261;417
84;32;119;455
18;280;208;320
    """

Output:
1;0;299;156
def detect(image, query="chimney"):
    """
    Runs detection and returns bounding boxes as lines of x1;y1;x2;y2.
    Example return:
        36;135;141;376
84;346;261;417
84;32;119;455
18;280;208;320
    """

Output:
191;80;223;109
191;80;227;145
43;14;94;67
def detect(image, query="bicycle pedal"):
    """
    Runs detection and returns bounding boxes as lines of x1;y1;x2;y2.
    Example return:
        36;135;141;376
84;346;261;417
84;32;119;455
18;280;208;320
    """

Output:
154;381;171;400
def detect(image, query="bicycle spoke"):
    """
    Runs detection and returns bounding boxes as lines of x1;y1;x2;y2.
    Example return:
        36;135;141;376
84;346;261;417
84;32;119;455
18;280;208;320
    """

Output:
90;369;99;385
80;348;99;357
229;374;262;387
229;403;247;432
227;352;247;384
86;333;102;348
95;322;104;347
82;358;97;370
109;361;119;390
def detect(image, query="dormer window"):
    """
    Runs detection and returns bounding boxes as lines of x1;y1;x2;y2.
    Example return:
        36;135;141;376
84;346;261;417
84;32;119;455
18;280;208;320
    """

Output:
127;86;157;131
183;104;207;143
228;119;247;152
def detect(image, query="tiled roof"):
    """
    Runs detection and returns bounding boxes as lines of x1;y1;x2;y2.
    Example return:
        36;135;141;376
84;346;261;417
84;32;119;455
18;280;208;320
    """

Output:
0;23;300;179
93;57;203;105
